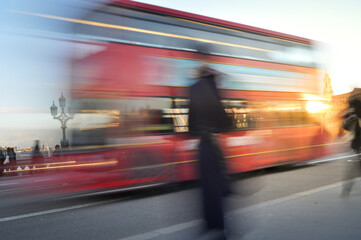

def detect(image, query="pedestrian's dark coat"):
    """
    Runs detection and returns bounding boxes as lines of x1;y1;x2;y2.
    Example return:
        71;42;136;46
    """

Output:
188;66;232;231
341;92;361;197
188;67;230;135
7;149;16;167
343;93;361;151
0;151;5;176
0;151;4;165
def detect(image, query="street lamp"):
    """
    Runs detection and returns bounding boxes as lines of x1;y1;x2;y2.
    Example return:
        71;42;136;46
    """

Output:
50;93;74;147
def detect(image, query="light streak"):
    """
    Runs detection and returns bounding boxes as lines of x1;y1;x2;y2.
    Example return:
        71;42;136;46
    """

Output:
5;160;118;173
16;11;275;53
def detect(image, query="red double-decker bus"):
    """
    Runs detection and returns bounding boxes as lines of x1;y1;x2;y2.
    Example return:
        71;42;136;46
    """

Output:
18;0;337;194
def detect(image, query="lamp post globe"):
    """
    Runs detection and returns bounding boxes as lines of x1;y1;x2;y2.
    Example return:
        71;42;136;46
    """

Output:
50;101;58;117
50;94;73;148
59;93;66;108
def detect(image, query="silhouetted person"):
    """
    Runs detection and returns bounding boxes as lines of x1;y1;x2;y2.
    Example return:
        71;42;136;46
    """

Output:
0;150;5;177
6;148;17;176
31;141;44;174
11;148;16;166
53;145;60;156
52;144;61;164
188;50;232;239
7;148;16;166
341;91;361;197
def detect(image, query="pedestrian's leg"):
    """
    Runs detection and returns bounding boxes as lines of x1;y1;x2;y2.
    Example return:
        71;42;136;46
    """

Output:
199;140;227;239
341;152;359;197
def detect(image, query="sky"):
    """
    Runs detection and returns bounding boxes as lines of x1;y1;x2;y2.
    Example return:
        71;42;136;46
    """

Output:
0;0;88;148
1;0;361;148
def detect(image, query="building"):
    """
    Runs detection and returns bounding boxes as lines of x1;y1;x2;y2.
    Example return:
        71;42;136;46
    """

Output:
323;72;334;99
321;72;361;116
332;88;361;116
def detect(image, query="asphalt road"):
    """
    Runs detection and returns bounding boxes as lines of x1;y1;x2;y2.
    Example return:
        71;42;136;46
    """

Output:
0;151;356;240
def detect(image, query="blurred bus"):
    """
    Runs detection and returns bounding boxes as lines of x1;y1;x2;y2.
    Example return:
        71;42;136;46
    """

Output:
45;0;335;194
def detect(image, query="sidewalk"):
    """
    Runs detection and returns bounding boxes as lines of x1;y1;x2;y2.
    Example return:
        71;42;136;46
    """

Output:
122;181;361;240
239;182;361;240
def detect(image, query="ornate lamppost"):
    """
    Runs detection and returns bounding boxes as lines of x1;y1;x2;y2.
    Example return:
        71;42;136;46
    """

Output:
50;93;74;147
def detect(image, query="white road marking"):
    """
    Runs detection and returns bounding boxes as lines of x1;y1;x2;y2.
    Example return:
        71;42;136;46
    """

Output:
232;181;343;216
0;182;18;186
55;183;164;201
306;153;359;165
0;153;354;232
120;220;203;240
118;181;345;240
34;178;52;182
0;185;59;193
0;199;119;223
